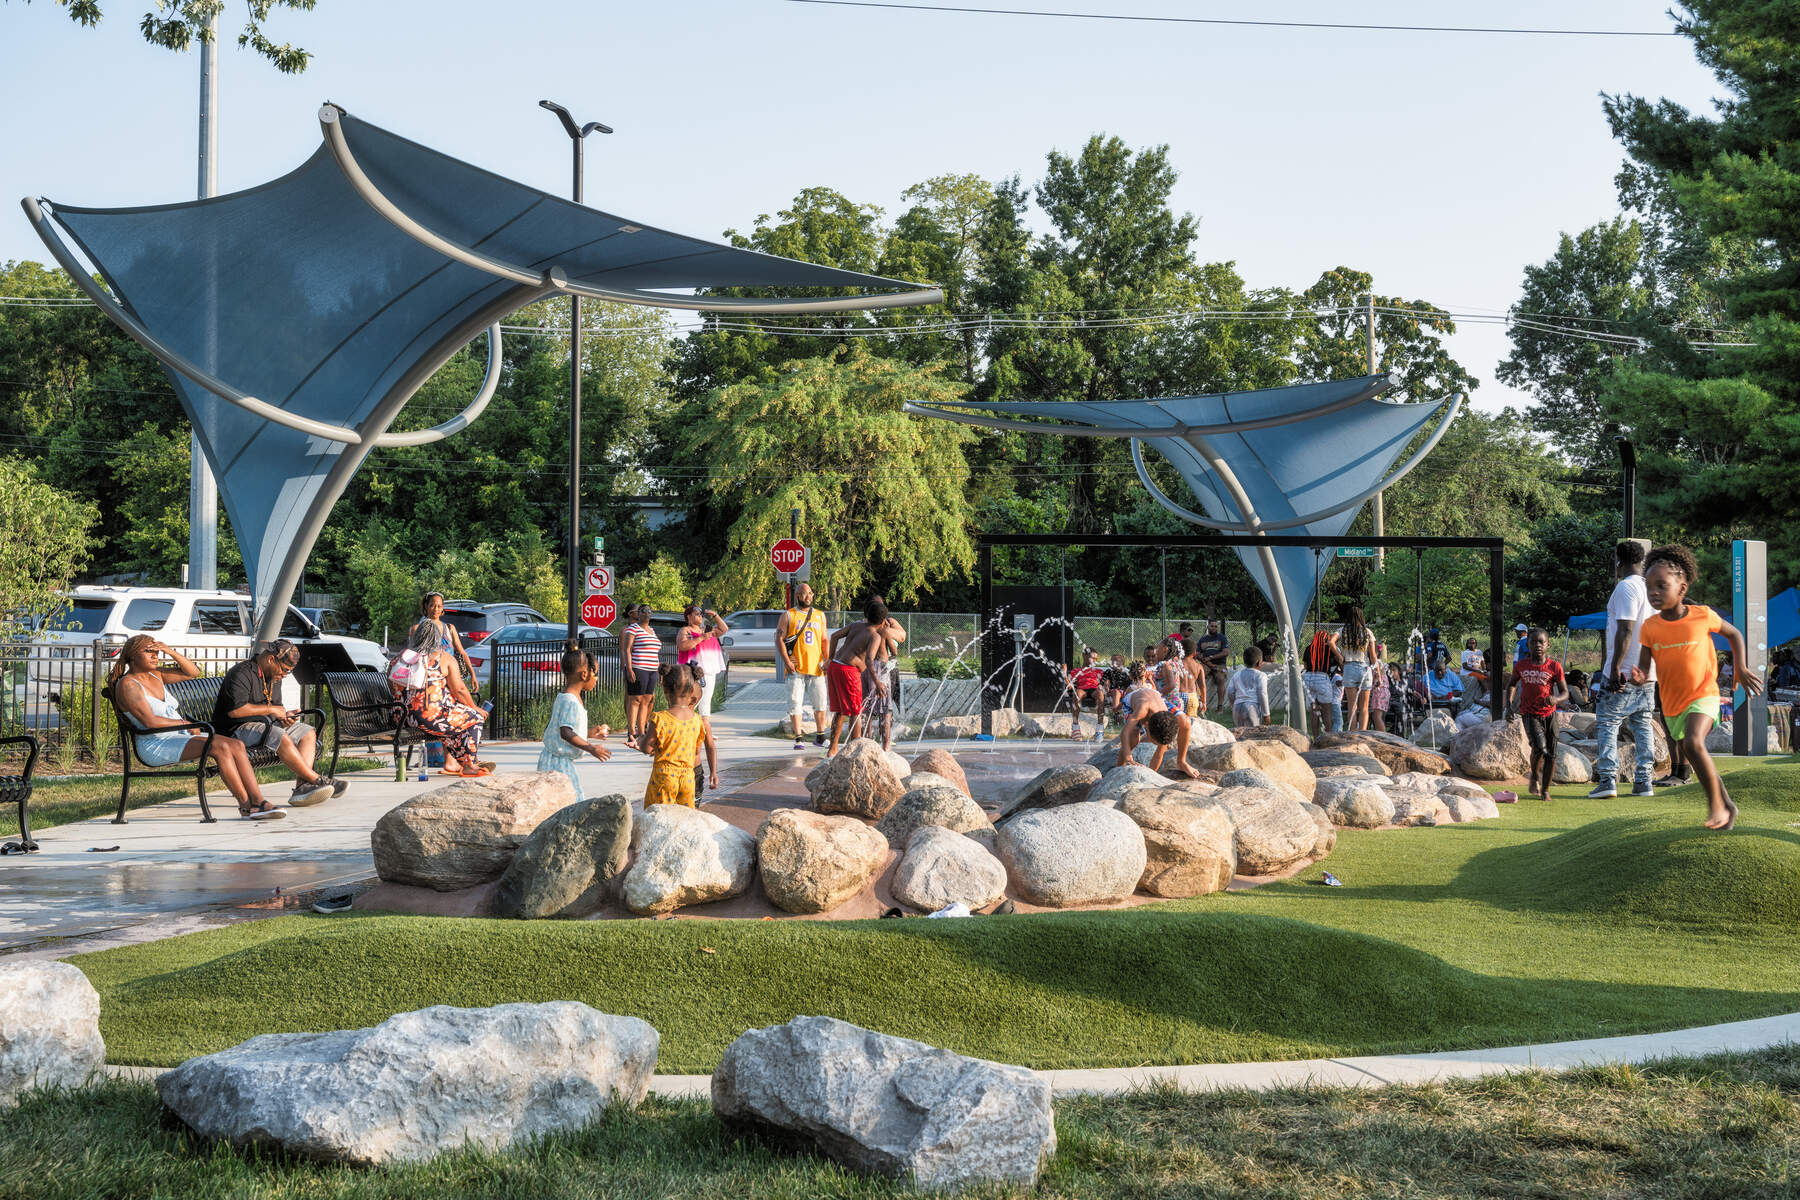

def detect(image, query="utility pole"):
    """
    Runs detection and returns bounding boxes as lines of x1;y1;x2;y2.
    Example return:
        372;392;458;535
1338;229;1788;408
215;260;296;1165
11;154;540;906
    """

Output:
1367;292;1384;570
539;101;612;650
188;11;219;591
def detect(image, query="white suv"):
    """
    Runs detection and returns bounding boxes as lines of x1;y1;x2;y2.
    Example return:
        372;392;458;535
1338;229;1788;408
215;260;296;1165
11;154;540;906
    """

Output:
33;587;389;674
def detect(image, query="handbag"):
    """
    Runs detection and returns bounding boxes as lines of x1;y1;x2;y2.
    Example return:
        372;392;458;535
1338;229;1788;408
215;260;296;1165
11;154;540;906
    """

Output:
782;607;814;657
388;648;423;689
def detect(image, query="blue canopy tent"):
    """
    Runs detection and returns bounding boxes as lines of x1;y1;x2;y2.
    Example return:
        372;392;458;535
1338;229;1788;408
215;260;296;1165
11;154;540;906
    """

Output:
908;375;1464;730
23;104;942;638
1569;586;1800;652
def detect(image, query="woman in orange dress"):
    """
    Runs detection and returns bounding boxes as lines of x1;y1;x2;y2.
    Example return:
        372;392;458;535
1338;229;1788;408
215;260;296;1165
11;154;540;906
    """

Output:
640;664;718;807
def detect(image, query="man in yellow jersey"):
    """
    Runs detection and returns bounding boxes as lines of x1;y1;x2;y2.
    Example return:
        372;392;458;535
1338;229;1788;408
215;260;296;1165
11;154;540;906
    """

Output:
778;584;830;750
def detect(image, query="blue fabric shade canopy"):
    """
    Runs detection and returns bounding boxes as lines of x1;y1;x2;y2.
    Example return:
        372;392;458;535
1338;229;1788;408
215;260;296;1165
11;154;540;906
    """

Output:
908;376;1462;639
1569;586;1798;650
23;104;941;635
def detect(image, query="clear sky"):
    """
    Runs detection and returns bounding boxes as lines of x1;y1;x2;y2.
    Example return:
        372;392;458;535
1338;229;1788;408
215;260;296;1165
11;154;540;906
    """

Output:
0;0;1723;412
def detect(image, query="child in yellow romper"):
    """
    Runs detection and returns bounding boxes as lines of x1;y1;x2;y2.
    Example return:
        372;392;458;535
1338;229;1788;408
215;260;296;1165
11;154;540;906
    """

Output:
641;664;718;807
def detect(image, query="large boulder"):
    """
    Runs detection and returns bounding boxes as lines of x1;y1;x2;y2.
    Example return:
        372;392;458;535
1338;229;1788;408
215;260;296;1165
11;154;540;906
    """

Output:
1087;740;1156;770
157;1003;656;1165
1409;711;1458;748
1021;712;1090;738
922;708;1025;740
1449;719;1533;781
997;764;1103;820
1185;718;1238;748
1318;731;1453;776
1212;786;1319;875
621;805;757;915
1313;777;1396;829
0;962;104;1109
1087;763;1172;807
909;749;970;795
1118;790;1237;897
712;1016;1055;1190
1563;711;1598;735
1235;724;1310;753
898;771;957;795
490;794;631;920
892;827;1008;912
757;809;889;914
1386;790;1450;827
1442;792;1502;822
1216;767;1307;806
1191;740;1317;800
1299;800;1337;859
1617;718;1673;771
1300;749;1388;776
994;803;1147;907
877;784;991;849
806;739;907;820
1553;743;1594;784
371;772;574;891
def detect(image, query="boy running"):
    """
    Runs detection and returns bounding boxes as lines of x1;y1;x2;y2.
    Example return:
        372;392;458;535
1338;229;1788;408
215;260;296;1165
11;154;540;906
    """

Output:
1505;627;1567;801
1630;544;1762;830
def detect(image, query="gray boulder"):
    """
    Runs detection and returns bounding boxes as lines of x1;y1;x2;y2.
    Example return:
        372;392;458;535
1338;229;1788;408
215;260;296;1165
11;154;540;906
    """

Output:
1212;786;1319;875
1442;792;1502;822
0;961;104;1109
1409;710;1458;748
877;784;991;849
372;772;574;891
1118;790;1237;897
1086;741;1157;770
1299;801;1337;859
621;804;757;915
1216;768;1307;805
1235;724;1310;753
997;764;1103;820
892;826;1008;912
157;1003;656;1165
1087;763;1172;807
909;749;970;794
1300;749;1388;776
1313;777;1396;829
712;1016;1055;1190
757;809;889;914
1386;790;1449;827
490;794;631;919
1185;718;1238;748
806;739;907;820
1553;743;1593;784
1449;719;1532;781
994;802;1147;907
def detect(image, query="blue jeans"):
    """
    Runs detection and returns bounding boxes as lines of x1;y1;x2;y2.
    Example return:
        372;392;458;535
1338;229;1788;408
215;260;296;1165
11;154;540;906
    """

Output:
1593;681;1656;787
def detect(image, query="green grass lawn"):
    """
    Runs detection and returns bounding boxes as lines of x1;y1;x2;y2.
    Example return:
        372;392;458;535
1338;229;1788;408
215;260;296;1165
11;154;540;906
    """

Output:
20;758;385;833
4;1047;1797;1198
70;757;1800;1072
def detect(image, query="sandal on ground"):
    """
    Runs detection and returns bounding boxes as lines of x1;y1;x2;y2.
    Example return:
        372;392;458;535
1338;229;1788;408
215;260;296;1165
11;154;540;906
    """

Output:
238;801;286;821
476;761;496;774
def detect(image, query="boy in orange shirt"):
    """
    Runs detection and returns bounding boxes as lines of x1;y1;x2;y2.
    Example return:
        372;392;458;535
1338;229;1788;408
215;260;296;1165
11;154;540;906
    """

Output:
1630;544;1762;830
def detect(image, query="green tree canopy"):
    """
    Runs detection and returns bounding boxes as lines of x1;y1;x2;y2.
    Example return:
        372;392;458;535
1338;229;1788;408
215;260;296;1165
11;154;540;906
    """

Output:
33;0;318;72
0;457;97;639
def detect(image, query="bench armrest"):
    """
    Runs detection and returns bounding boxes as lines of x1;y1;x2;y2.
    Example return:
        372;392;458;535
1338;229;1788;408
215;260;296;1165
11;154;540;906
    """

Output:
0;735;39;783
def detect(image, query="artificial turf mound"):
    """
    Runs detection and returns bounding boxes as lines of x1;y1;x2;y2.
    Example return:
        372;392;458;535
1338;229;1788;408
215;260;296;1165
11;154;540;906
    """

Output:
1465;814;1800;926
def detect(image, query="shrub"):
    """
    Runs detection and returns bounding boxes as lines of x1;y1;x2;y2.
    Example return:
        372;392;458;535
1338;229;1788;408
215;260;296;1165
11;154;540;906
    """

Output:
913;652;976;680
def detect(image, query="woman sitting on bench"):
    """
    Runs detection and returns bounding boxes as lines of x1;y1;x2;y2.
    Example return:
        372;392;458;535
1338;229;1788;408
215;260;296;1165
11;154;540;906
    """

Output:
111;634;285;820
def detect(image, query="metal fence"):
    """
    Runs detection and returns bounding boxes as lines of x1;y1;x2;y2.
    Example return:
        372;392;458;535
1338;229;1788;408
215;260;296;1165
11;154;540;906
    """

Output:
480;635;624;742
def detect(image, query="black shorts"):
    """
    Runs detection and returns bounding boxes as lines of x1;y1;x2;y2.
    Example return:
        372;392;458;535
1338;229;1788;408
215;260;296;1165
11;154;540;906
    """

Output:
1522;712;1558;756
625;671;658;697
1074;686;1103;706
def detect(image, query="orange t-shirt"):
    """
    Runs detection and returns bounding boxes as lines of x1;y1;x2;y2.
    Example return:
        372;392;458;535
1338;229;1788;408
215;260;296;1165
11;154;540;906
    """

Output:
1638;604;1724;717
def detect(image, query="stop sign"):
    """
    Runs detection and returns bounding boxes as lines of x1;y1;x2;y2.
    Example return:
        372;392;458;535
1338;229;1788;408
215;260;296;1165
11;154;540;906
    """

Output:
580;594;617;629
771;538;807;572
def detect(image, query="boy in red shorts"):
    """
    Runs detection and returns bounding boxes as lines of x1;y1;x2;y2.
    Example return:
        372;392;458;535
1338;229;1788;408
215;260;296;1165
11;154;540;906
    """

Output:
1505;627;1567;801
1630;544;1762;830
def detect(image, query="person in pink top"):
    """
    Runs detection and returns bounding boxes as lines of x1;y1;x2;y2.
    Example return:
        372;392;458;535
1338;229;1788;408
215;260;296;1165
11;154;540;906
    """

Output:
675;604;730;717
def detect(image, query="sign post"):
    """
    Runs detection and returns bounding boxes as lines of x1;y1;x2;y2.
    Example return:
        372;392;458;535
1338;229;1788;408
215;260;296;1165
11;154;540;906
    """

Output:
1733;539;1769;756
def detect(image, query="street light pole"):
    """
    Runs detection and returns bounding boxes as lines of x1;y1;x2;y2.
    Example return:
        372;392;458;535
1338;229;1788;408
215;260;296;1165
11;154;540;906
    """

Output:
189;11;220;591
539;100;612;649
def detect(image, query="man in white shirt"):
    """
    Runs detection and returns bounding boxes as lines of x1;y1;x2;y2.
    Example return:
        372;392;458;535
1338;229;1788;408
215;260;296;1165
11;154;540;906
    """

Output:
1589;541;1659;798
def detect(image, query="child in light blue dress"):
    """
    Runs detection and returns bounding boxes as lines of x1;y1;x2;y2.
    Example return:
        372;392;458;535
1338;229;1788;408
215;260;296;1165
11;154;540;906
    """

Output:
537;649;611;800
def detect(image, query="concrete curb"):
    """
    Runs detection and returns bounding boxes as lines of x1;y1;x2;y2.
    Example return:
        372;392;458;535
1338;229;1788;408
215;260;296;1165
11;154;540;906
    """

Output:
101;1009;1800;1097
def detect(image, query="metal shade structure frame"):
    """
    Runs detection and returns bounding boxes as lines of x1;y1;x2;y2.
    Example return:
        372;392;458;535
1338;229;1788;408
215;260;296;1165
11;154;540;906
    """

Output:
23;103;943;640
977;533;1506;736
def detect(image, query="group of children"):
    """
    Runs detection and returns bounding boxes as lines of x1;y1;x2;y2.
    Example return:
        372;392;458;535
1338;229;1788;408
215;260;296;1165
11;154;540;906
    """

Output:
537;649;719;809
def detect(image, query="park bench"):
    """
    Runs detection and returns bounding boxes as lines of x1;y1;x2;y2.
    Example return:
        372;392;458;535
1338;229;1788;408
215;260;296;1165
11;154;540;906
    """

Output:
0;735;39;854
318;671;427;780
102;677;324;824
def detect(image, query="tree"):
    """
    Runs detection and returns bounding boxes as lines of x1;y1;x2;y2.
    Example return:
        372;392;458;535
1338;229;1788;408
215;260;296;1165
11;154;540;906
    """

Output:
1600;0;1800;586
0;457;97;638
34;0;318;73
1297;267;1478;405
615;553;690;613
678;346;976;611
1510;511;1620;629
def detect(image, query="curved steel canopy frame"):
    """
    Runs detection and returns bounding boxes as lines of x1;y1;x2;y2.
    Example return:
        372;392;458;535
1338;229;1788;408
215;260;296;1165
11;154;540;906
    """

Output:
319;105;946;315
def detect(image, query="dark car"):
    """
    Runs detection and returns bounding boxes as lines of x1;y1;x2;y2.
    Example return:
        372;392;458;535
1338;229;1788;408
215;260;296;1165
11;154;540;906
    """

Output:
472;622;615;696
439;601;552;648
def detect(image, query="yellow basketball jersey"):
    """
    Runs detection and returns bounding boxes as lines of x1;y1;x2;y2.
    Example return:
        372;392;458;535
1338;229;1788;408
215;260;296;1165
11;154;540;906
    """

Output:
786;607;827;674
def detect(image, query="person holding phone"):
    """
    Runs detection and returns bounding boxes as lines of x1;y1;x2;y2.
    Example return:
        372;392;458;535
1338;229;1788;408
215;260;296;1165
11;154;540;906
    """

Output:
676;604;731;718
214;639;342;806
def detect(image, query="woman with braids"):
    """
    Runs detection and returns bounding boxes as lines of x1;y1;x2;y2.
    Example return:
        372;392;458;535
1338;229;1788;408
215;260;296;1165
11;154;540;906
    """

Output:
109;634;284;819
1338;605;1379;731
398;619;489;777
1630;544;1762;830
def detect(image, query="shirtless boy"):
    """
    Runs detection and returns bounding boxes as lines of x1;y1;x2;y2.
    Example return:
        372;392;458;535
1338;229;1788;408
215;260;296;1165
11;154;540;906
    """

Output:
825;596;891;756
1117;664;1200;778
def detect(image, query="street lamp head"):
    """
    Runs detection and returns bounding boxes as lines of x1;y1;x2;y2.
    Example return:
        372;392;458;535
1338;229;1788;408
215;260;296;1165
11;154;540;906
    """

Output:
582;121;614;137
540;99;612;140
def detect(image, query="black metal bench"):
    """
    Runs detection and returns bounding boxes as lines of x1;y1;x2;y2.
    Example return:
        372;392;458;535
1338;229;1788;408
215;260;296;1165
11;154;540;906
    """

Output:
320;671;427;780
1;735;39;853
103;677;324;824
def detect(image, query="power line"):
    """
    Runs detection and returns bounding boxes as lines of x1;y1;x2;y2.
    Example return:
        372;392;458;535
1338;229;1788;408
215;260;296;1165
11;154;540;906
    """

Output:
774;0;1678;37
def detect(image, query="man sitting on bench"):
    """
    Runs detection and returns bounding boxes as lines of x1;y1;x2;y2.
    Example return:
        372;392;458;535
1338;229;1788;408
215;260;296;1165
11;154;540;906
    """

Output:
214;640;344;807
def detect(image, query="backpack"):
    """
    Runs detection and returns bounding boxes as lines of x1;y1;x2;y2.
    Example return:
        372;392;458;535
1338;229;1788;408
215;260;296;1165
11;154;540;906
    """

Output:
388;648;425;689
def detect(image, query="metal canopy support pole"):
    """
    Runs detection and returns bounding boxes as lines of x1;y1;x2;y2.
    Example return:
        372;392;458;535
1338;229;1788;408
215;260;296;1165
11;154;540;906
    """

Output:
979;541;994;737
1489;544;1506;715
189;12;219;592
1368;292;1384;571
540;101;612;650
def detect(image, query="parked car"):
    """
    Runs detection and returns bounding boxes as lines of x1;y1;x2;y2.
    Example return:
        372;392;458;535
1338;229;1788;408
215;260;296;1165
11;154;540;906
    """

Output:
295;606;353;636
467;622;614;697
719;608;842;663
31;587;388;678
438;600;552;647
